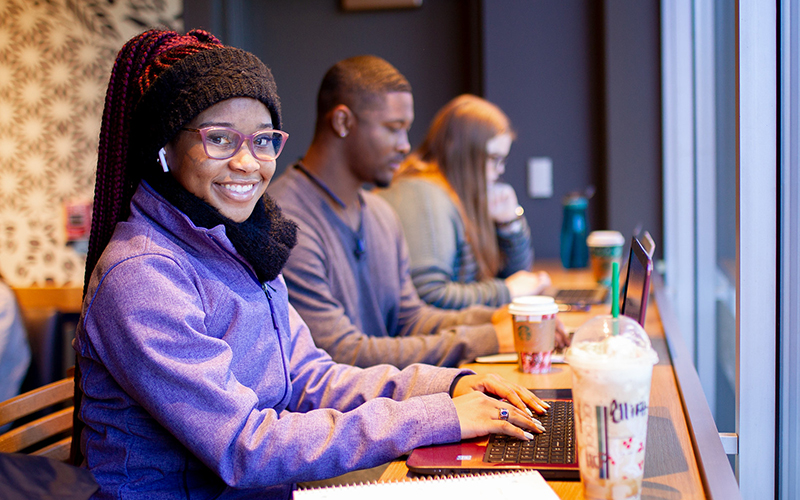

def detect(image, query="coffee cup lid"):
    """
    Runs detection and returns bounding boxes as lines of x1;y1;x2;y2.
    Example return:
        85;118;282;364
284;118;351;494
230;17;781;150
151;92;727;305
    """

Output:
508;296;559;316
586;230;625;247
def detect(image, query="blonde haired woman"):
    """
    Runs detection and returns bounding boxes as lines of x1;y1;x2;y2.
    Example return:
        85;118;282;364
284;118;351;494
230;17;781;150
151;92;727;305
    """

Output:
380;94;550;310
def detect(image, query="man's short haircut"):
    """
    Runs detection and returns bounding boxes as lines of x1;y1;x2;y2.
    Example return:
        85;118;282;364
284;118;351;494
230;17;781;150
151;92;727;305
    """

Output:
316;55;412;121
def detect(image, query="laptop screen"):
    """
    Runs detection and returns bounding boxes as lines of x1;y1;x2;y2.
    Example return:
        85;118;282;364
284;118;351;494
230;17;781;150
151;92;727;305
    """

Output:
621;237;653;326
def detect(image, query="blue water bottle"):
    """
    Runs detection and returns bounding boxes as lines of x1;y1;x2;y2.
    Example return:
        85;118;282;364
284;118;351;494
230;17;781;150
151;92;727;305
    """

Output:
560;193;589;268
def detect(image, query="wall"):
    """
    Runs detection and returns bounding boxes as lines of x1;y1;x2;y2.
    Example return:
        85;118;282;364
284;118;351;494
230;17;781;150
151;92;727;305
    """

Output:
0;0;182;286
184;0;664;261
0;0;663;285
482;0;606;260
186;0;478;176
604;0;663;258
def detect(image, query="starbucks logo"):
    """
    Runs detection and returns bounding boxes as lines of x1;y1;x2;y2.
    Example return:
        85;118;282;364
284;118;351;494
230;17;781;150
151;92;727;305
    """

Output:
517;324;532;341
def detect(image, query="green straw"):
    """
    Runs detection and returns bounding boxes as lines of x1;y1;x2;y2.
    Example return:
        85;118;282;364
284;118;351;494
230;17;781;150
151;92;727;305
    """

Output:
611;260;620;319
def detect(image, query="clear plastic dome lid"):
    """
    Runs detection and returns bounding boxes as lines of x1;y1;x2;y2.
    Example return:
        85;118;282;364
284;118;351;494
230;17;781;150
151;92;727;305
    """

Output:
565;315;658;367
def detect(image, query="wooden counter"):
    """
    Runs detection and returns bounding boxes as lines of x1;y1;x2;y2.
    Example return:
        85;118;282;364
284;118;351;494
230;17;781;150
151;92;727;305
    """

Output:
379;261;739;499
12;285;83;314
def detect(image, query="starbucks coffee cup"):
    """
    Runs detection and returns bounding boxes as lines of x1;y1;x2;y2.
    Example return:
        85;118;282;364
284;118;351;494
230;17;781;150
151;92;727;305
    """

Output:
508;296;559;374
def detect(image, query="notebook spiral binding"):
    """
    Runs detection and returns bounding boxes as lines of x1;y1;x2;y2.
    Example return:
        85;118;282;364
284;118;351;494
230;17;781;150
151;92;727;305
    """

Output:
293;469;559;499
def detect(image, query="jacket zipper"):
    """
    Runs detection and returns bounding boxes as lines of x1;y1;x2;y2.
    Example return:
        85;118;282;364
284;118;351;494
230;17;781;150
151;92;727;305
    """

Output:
208;234;291;407
263;282;291;406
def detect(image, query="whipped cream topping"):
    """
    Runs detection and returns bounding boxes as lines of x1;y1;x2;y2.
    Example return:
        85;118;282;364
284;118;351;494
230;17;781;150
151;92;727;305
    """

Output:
566;334;658;367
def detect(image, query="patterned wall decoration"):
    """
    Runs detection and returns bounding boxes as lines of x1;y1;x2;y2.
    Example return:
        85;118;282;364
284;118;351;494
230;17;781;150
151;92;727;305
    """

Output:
0;0;181;286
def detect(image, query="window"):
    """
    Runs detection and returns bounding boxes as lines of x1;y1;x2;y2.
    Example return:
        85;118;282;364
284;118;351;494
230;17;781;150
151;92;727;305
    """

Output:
662;0;781;496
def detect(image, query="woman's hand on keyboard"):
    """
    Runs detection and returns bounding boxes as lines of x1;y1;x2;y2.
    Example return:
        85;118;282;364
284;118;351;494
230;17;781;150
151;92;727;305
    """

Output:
452;391;545;441
452;373;549;415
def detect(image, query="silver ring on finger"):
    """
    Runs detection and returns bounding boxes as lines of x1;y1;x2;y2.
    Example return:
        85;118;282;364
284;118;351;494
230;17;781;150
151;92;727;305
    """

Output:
498;407;510;421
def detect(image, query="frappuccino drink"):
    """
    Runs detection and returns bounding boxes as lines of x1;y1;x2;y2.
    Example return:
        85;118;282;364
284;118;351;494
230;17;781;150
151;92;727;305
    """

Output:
565;316;658;500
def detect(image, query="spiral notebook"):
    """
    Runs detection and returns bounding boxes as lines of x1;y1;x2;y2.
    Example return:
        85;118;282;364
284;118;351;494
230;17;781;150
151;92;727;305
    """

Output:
293;470;558;499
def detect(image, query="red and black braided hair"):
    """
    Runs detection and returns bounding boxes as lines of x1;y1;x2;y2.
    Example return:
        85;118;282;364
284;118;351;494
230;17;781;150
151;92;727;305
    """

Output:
73;30;283;467
85;29;281;292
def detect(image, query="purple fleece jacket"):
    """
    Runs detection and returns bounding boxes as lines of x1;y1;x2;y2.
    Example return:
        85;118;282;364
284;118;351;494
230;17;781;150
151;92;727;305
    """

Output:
73;182;466;499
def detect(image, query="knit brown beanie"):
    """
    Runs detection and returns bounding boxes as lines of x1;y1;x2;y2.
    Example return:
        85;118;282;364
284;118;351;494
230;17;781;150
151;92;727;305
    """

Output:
131;46;281;170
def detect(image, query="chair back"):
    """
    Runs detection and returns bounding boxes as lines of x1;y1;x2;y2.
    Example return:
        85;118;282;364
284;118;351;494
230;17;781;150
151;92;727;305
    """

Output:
0;376;74;461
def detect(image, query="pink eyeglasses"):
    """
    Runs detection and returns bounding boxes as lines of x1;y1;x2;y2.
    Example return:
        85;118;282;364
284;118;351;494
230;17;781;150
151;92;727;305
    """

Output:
182;126;289;161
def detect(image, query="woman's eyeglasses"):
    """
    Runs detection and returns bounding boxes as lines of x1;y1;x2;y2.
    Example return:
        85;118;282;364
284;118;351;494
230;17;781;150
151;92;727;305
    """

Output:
182;127;289;161
487;154;507;169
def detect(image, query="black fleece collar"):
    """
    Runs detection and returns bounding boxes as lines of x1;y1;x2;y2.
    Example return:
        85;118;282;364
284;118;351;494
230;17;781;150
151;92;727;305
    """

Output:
148;174;297;283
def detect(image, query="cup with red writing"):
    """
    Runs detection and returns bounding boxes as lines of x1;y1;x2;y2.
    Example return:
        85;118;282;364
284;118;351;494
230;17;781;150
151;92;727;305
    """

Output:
565;315;659;500
508;296;559;374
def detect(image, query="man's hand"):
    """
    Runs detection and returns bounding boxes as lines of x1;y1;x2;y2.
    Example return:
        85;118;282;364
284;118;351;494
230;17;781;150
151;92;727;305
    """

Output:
491;307;514;353
555;317;571;350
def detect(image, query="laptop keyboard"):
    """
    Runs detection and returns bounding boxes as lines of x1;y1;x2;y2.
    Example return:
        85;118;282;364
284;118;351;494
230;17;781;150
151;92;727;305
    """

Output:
554;288;606;305
484;400;576;465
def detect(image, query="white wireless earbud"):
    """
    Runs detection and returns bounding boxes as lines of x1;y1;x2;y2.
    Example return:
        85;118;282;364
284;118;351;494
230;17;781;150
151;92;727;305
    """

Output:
158;147;169;173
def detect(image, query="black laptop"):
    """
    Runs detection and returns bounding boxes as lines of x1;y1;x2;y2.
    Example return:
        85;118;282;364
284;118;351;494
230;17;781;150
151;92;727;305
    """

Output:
406;237;656;480
546;285;607;306
406;389;580;480
619;235;654;326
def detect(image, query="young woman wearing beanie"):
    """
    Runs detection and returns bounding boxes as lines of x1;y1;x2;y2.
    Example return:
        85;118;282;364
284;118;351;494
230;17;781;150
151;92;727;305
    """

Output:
72;30;548;499
380;95;551;310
